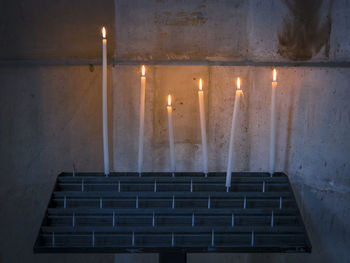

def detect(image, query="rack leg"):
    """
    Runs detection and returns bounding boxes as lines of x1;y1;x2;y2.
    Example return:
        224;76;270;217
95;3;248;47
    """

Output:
159;252;186;263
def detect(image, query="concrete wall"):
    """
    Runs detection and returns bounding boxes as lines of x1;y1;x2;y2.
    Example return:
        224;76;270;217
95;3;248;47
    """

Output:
0;0;115;60
2;0;349;63
1;0;350;263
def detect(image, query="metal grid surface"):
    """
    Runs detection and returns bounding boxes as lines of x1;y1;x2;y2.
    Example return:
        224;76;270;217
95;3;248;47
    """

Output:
34;172;311;253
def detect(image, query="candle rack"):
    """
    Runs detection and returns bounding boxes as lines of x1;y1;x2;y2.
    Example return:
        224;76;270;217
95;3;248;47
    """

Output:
33;172;311;262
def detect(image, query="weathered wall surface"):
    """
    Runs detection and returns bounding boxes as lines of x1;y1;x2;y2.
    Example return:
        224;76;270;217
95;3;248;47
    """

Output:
1;0;350;263
115;0;249;61
115;0;350;62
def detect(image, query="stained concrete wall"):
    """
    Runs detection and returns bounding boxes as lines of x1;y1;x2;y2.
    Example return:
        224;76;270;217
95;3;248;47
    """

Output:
1;0;350;263
115;0;350;62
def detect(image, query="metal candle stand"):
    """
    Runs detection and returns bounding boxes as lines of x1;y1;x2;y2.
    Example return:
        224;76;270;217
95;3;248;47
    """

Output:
34;172;311;263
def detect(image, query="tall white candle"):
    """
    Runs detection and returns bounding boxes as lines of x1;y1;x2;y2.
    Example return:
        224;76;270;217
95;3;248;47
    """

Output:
167;95;175;176
198;78;208;176
269;68;277;176
102;26;109;176
226;77;242;191
138;65;146;175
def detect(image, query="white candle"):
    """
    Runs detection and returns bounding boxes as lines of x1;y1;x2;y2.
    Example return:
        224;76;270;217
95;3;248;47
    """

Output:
198;78;208;176
226;77;242;191
138;65;146;175
101;26;109;176
167;95;175;176
269;68;277;176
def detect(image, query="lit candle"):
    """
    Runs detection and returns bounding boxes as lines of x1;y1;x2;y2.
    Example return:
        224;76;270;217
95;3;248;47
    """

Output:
198;78;208;176
138;65;146;176
226;77;242;191
101;26;109;176
167;95;175;176
269;68;277;176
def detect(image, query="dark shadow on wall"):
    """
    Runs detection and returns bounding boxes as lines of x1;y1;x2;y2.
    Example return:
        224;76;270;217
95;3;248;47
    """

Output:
291;181;349;263
278;0;334;61
283;79;296;172
0;65;114;263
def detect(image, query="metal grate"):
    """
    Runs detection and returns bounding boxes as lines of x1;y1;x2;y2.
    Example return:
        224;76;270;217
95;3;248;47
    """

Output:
33;172;311;253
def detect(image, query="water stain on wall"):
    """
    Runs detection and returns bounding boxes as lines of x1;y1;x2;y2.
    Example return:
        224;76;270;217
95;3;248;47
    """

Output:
154;10;207;26
278;0;334;61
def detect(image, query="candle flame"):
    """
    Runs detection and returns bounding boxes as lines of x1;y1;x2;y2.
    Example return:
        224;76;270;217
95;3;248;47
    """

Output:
141;65;145;76
273;68;277;81
199;78;203;91
102;27;106;39
168;94;172;106
237;77;241;90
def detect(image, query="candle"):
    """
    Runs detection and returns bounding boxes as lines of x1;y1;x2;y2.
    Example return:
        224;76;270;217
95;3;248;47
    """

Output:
101;26;109;176
138;65;146;175
226;77;242;191
269;68;277;176
167;95;175;176
198;78;208;176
